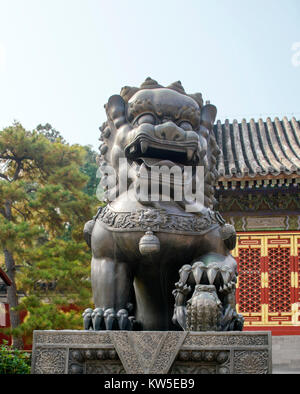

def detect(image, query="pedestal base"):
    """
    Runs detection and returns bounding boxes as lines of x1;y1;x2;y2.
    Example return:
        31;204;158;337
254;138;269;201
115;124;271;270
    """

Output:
31;330;272;374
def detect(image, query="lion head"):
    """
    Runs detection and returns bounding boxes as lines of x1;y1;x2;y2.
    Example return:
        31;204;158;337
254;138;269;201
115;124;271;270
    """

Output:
98;77;220;210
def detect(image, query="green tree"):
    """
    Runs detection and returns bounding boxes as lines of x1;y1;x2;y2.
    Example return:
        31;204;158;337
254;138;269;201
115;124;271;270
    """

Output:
80;145;99;197
36;124;99;197
0;122;98;348
36;123;66;144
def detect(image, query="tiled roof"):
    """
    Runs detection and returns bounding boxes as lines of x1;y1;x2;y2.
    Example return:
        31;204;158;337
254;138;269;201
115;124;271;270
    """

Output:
214;117;300;179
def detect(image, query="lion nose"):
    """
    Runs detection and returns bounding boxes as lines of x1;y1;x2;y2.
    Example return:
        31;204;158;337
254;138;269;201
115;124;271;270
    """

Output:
154;121;186;142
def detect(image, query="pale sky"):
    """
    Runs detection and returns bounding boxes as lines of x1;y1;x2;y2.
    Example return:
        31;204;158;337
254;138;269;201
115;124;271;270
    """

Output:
0;0;299;149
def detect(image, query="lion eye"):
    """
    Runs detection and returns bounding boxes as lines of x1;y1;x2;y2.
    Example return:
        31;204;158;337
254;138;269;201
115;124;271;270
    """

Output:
178;121;193;131
135;113;156;126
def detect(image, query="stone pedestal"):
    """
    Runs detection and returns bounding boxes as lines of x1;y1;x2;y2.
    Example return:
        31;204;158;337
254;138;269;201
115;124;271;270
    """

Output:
31;330;272;374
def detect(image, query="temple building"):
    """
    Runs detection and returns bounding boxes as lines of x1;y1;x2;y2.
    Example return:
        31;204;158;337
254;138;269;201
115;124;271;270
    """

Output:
214;116;300;334
0;267;11;332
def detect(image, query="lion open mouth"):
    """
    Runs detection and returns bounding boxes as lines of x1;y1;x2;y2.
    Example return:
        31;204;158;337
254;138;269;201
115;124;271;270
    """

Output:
125;135;200;167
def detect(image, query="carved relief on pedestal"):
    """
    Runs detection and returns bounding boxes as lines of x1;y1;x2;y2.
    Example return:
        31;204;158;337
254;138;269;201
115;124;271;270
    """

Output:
68;348;125;374
171;350;230;374
31;330;272;375
233;350;269;374
33;348;66;374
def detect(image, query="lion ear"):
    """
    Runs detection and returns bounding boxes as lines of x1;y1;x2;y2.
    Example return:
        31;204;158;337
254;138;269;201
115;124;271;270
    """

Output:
200;103;217;130
106;95;127;127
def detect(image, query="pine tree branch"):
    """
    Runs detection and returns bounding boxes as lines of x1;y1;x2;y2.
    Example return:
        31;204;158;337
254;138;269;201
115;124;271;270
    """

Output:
12;160;23;182
0;154;16;160
0;173;9;181
11;205;27;220
4;200;12;220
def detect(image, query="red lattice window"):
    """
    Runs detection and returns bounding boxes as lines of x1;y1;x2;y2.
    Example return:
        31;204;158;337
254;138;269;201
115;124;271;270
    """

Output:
268;247;291;313
238;248;262;313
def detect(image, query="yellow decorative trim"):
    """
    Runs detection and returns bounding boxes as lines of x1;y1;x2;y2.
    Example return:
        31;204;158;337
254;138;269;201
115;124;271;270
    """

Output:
291;236;296;257
292;303;299;325
231;247;238;258
262;304;268;324
267;311;291;316
237;232;300;236
244;321;266;326
293;236;300;256
291;272;298;288
261;272;268;288
262;236;268;257
241;313;262;317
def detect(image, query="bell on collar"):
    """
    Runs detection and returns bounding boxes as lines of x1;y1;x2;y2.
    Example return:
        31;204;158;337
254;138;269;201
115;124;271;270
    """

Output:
139;230;160;256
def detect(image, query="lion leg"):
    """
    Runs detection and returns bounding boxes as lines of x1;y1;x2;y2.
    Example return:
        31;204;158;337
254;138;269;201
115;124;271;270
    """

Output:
91;257;132;309
91;257;135;330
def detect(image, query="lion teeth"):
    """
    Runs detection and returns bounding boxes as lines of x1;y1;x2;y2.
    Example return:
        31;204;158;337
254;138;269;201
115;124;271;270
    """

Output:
140;141;148;154
207;267;218;285
220;266;232;284
191;261;205;284
179;264;192;284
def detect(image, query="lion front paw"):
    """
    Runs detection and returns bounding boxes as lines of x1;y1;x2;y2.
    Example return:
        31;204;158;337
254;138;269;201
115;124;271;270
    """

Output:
105;308;137;330
83;307;137;331
82;308;94;330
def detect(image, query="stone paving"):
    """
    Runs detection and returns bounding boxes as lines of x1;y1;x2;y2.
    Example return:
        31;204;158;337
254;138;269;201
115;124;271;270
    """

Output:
272;336;300;374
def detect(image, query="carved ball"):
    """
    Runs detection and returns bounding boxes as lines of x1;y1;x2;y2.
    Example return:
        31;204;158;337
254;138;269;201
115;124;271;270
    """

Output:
203;351;215;362
69;363;83;374
96;350;107;360
108;350;118;360
216;351;228;364
84;350;95;360
178;351;190;361
191;351;202;361
71;350;83;362
218;366;229;374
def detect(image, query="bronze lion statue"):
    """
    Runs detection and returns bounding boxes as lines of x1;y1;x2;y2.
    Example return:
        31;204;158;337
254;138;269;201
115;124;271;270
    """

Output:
83;78;243;332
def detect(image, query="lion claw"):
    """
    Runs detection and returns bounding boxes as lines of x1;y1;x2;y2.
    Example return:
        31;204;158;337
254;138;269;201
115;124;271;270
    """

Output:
82;308;94;330
83;306;137;331
104;308;118;330
92;308;105;330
